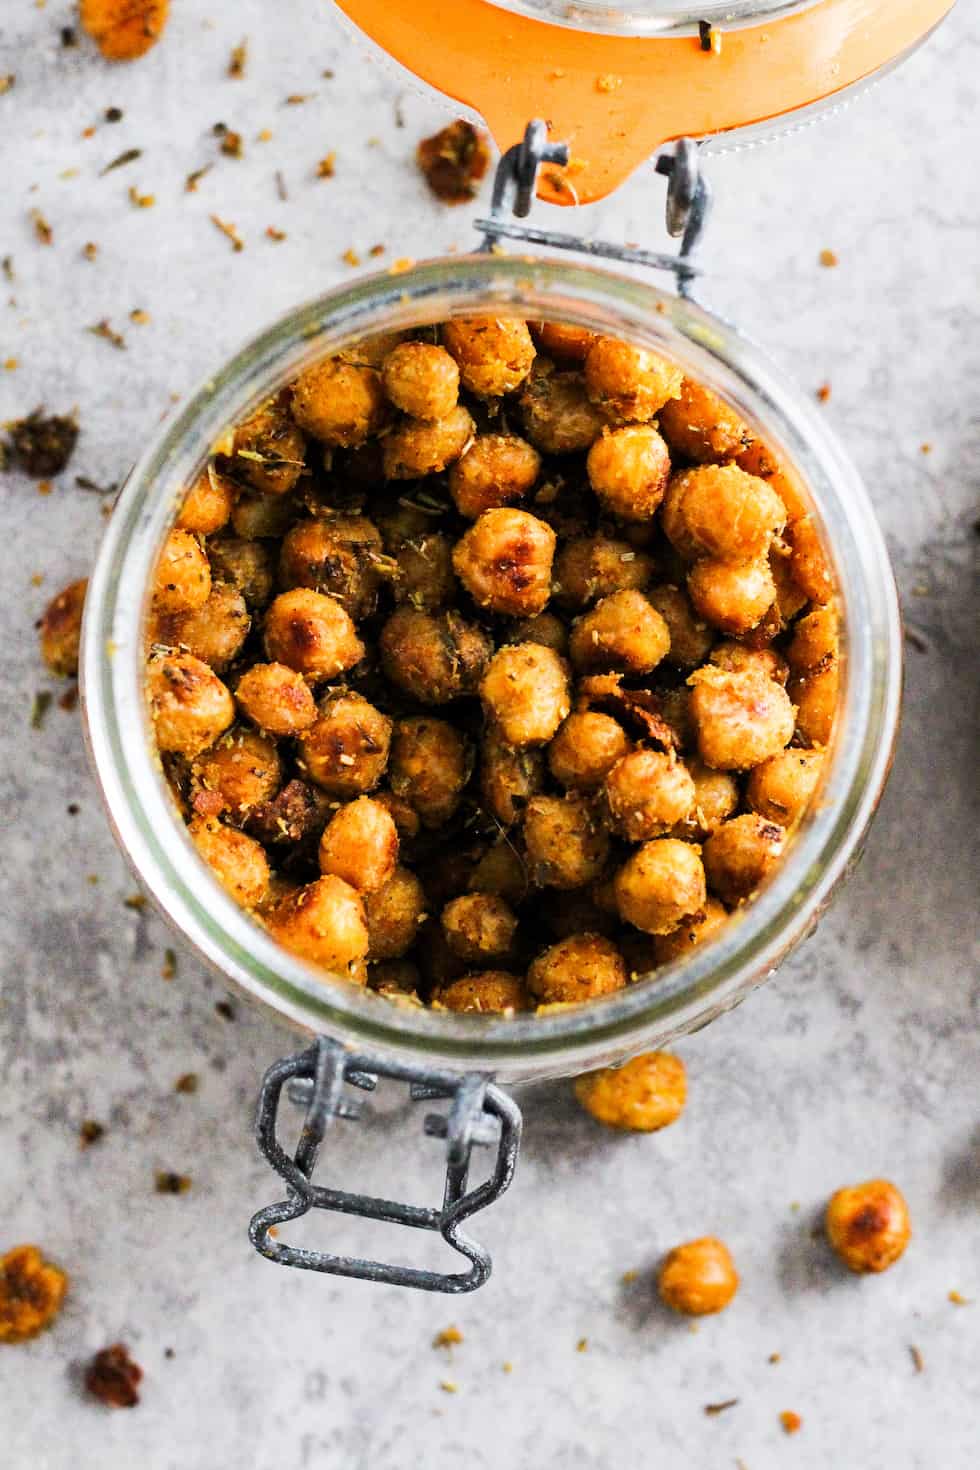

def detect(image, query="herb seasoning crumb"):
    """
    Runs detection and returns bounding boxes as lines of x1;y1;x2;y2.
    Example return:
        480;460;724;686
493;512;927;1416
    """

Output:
88;319;126;349
698;21;722;53
4;358;17;372
185;164;212;193
38;481;53;496
948;1290;972;1306
257;128;272;143
316;152;336;179
31;209;53;245
83;241;98;260
59;684;79;711
2;256;13;280
369;243;385;257
161;948;177;980
214;998;236;1020
0;76;15;95
100;147;142;176
266;226;286;242
704;1399;739;1416
31;688;56;724
920;442;932;454
819;248;839;267
228;38;248;79
105;106;123;123
417;120;490;205
154;1170;191;1194
768;1352;781;1364
130;308;150;325
342;248;361;268
123;893;146;910
576;1338;588;1353
164;1347;175;1359
816;382;831;403
174;1073;199;1094
85;1344;143;1408
61;26;78;46
76;473;117;496
220;130;243;159
621;1269;639;1284
909;1345;924;1373
275;170;288;201
4;408;78;476
502;1361;513;1374
596;73;622;92
211;215;244;252
79;1119;105;1148
128;185;155;208
439;1380;458;1394
68;802;80;815
285;93;311;105
779;1411;802;1435
433;1326;463;1349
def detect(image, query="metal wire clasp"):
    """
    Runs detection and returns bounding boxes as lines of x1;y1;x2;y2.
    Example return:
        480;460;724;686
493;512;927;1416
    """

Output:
249;1037;522;1293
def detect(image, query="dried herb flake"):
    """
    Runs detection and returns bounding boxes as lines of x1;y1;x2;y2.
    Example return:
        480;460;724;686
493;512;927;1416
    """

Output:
185;164;212;193
154;1170;191;1195
228;38;248;79
88;319;126;349
79;1119;105;1148
0;76;15;96
31;691;53;729
316;152;336;179
3;408;79;477
161;948;177;980
85;1344;143;1408
128;185;155;209
210;215;244;252
174;1072;199;1094
704;1399;739;1416
100;148;142;177
31;209;53;246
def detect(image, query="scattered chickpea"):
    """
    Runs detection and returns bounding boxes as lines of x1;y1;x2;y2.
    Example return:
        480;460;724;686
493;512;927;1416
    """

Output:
657;378;752;464
646;584;713;670
147;652;235;757
554;536;654;611
266;874;369;975
278;515;382;620
663;464;784;563
710;639;788;685
786;514;834;604
530;320;595;362
152;529;211;615
442;893;519;965
393;531;456;612
671;759;739;840
232;398;307;495
574;1051;687;1131
789;660;838;747
520;366;606;454
207;537;274;610
389;716;468;828
165;581;249;672
652;897;728;964
825;1179;911;1273
382;404;474;479
190;727;281;818
480;726;545;826
687;556;777;637
688;666;795;771
298;691;392;796
504;610;569;654
604;749;695;842
435;971;531;1014
363;866;426;960
657;1237;739;1316
176;465;236;535
746;749;824;827
524;794;610;889
380;607;492;704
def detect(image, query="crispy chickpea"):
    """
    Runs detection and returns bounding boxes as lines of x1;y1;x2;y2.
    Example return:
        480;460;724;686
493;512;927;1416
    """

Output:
40;577;87;676
278;515;383;620
436;971;531;1014
177;465;236;535
662;464;785;563
504;611;568;654
363;866;426;960
382;341;459;420
787;602;839;673
688;666;795;770
318;796;399;894
530;321;595;362
393;531;456;611
382;405;474;480
235;662;317;736
825;1179;911;1274
703;813;786;905
574;1051;687;1132
299;691;392;796
147;652;235;757
389;716;468;829
167;581;250;672
230;489;299;541
153;529;211;615
469;842;528;904
710;639;788;685
189;816;270;909
786;514;833;604
527;933;627;1004
747;749;824;827
687;557;777;637
548;711;629;791
584;337;683;423
520;367;606;454
604;750;696;842
232;399;307;495
191;727;281;818
586;424;671;522
554;537;654;611
207;537;275;610
657;1237;739;1316
480;726;545;826
523;795;610;889
379;607;492;704
671;758;738;840
442;317;535;398
646;585;714;669
480;643;570;747
263;588;364;681
569;589;671;675
789;661;838;747
290;357;387;447
448;433;541;519
453;509;556;619
657;378;752;465
614;838;706;935
652;897;728;964
266;874;369;976
441;893;519;965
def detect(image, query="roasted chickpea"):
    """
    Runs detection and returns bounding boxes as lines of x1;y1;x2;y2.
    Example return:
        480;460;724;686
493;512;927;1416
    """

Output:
786;514;833;604
230;489;299;541
663;464;785;564
153;529;211;615
657;1237;739;1316
710;639;788;685
190;727;281;818
789;661;838;747
530;320;595;362
232;398;307;495
389;716;468;829
527;933;627;1004
382;405;474;480
746;749;824;827
671;758;738;840
298;691;392;796
584;337;683;423
736;437;809;523
574;1051;687;1132
480;726;545;826
441;893;519;965
40;577;87;676
554;537;655;611
167;581;249;672
189;816;270;909
266;875;369;976
825;1179;911;1274
614;838;706;935
480;643;570;747
393;531;456;612
569;589;671;675
652;897;728;964
147;652;235;757
787;602;839;673
646;585;714;669
363;866;426;960
469;842;528;904
234;662;317;736
448;433;541;519
453;509;556;618
263;588;365;681
687;557;776;637
291;357;387;447
657;378;752;464
278;514;383;620
504;611;568;654
703;813;786;905
586;424;671;522
442;317;535;398
688;667;795;771
318;796;399;894
523;795;610;889
435;971;531;1014
520;367;606;454
547;711;629;791
177;465;236;535
379;607;492;704
604;750;696;842
207;537;275;610
382;341;459;421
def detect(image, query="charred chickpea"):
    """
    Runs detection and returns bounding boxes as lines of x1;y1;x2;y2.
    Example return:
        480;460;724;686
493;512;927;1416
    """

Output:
527;933;627;1005
710;639;788;685
266;875;369;976
207;537;275;610
389;716;469;829
547;711;629;791
554;537;655;612
789;661;838;747
652;897;728;964
530;320;595;362
177;464;236;535
520;366;606;454
441;317;536;398
298;691;392;796
480;643;570;747
604;749;696;842
453;509;556;618
278;514;383;620
40;577;87;676
663;464;786;564
379;607;492;705
614;838;707;936
382;404;474;480
671;758;739;840
574;1051;687;1132
687;556;777;637
147;652;235;757
786;514;834;604
441;893;519;965
435;971;531;1014
231;490;299;541
448;433;541;519
190;727;281;819
235;662;317;737
363;866;426;960
747;749;824;827
688;666;795;771
382;341;459;421
646;584;714;670
165;582;250;673
263;588;365;682
480;726;545;827
523;794;610;889
153;529;211;615
189;816;270;909
584;336;683;423
232;398;307;496
703;813;786;905
290;357;387;447
319;797;399;894
504;611;569;654
569;589;671;676
825;1179;911;1274
657;378;752;464
586;424;671;522
393;531;456;612
657;1237;739;1316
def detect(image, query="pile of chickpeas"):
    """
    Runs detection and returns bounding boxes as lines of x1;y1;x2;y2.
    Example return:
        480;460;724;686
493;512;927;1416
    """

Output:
144;317;839;1014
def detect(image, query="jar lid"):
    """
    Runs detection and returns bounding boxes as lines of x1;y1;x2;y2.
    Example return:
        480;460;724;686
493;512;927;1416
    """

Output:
336;0;953;201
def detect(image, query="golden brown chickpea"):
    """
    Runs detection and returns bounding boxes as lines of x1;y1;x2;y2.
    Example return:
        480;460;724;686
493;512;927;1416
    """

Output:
207;537;275;610
657;1237;739;1316
363;865;426;960
382;405;474;480
278;514;383;620
703;813;786;905
646;585;714;669
480;643;570;747
453;509;556;619
189;815;270;909
527;933;627;1004
382;341;459;420
586;424;671;522
448;433;541;519
504;611;569;654
298;691;392;796
40;577;87;676
167;582;250;673
523;794;610;889
671;758;739;840
442;317;535;398
789;661;838;747
687;557;777;637
688;666;795;771
232;398;307;495
554;536;655;611
710;639;788;685
547;711;630;791
662;464;785;564
266;875;369;976
746;749;824;827
604;750;696;842
435;971;531;1014
657;378;752;465
230;489;299;541
469;842;528;904
263;588;365;681
379;607;493;704
787;602;839;673
574;1051;687;1132
441;893;519;965
569;589;671;676
786;514;833;604
393;531;456;612
147;652;235;757
389;716;468;829
584;337;683;423
153;529;211;615
290;357;387;447
177;465;236;535
191;727;281;818
520;367;606;454
736;437;809;524
480;726;545;827
614;838;706;935
652;897;728;964
825;1179;911;1274
234;662;317;736
318;796;399;894
530;320;595;362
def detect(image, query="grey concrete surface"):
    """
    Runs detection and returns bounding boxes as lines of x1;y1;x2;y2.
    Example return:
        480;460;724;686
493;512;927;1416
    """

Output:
1;4;977;1467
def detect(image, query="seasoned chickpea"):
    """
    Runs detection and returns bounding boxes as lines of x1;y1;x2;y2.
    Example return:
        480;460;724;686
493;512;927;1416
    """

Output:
646;585;714;669
263;588;364;681
710;639;788;685
453;509;556;618
480;726;545;826
393;531;456;612
523;795;610;889
153;529;211;615
604;750;695;841
40;577;87;676
299;691;392;796
147;652;235;757
318;796;399;894
232;398;307;495
688;666;795;770
389;716;468;829
530;321;595;362
379;607;492;704
231;489;299;541
278;515;383;620
789;661;838;747
663;464;785;563
825;1179;911;1274
687;557;777;636
189;816;270;909
480;643;570;747
657;378;752;464
167;582;250;672
584;336;683;423
266;875;369;975
554;537;654;611
569;589;670;675
527;933;627;1004
235;662;317;736
469;842;528;904
787;602;839;673
436;971;530;1014
574;1051;687;1132
614;838;706;935
448;433;541;519
442;317;535;398
548;711;629;790
586;424;671;522
520;367;606;454
658;1237;739;1316
703;813;786;904
363;866;426;960
382;341;459;420
291;357;387;447
504;611;568;654
671;758;738;840
207;537;275;610
652;897;728;964
177;465;236;535
382;405;474;479
441;893;519;965
786;514;833;604
747;749;824;827
190;727;281;818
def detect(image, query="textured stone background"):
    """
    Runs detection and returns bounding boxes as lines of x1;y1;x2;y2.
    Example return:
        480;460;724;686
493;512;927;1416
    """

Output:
0;4;977;1467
